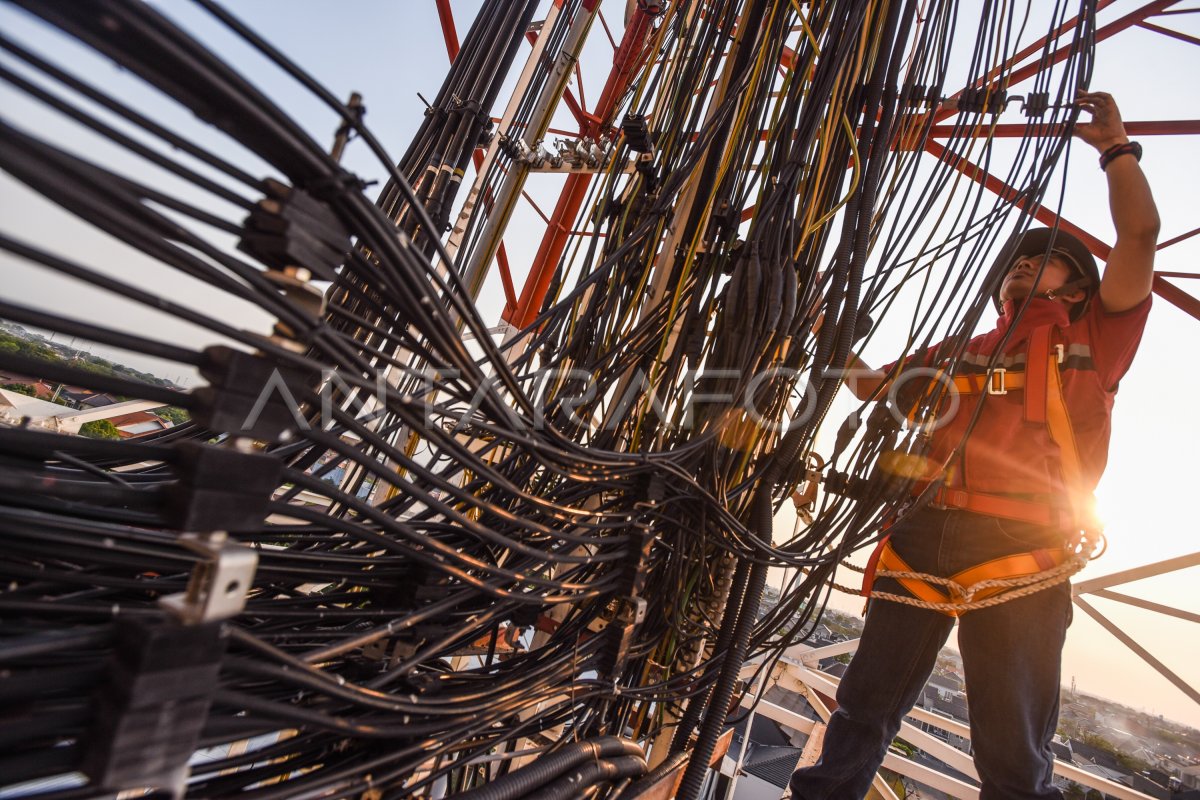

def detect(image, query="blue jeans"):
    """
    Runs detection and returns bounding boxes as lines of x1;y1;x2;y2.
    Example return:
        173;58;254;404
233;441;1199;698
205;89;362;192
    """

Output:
790;507;1072;800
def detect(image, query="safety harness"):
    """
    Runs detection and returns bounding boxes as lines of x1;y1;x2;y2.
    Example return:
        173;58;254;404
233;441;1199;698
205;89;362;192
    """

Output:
861;323;1094;617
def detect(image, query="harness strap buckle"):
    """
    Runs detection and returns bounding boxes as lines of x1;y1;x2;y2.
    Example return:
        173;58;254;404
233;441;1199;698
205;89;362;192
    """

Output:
987;367;1007;395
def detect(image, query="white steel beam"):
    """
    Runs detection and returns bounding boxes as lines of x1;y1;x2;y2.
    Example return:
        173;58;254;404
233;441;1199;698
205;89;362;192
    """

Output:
895;719;978;780
784;637;862;665
1087;588;1200;624
459;3;601;298
880;751;978;799
741;696;818;735
798;721;826;767
776;661;1161;799
1054;759;1159;800
788;664;841;700
1072;551;1200;594
904;705;972;741
1073;596;1200;704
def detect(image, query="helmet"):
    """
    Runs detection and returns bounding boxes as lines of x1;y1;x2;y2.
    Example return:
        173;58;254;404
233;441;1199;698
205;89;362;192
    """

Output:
989;226;1101;321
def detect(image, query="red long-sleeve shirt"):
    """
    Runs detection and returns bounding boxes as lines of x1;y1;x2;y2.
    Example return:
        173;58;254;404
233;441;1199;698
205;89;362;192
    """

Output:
912;295;1151;496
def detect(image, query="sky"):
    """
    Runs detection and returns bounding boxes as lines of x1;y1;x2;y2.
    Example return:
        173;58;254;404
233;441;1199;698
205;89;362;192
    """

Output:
0;0;1197;730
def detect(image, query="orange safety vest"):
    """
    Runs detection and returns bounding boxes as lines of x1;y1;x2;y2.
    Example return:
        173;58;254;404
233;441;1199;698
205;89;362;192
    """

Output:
861;323;1089;616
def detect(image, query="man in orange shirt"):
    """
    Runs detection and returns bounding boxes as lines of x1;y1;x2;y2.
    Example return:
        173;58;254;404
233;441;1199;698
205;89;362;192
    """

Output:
790;92;1159;799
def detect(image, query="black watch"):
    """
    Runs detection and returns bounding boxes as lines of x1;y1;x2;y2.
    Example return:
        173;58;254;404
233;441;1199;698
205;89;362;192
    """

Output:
1099;141;1142;170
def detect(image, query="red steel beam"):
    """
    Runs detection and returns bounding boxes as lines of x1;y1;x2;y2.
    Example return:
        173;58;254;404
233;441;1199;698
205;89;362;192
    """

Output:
741;5;1197;233
917;0;1200;325
924;139;1200;322
435;0;460;62
574;62;589;117
1152;276;1200;321
741;119;1200;143
596;8;619;50
788;4;1200;325
780;4;1183;147
934;0;1172;125
561;87;593;129
1158;226;1200;250
496;247;518;309
970;0;1121;98
739;3;1184;222
924;139;1108;254
926;119;1200;139
1138;19;1200;46
999;0;1176;89
506;4;659;328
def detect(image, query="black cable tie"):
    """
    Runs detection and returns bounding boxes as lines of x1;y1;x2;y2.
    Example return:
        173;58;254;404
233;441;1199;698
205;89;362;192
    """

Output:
82;618;228;793
164;440;282;532
190;345;319;441
957;87;983;113
238;178;350;281
1023;92;1050;117
621;113;655;153
901;82;926;107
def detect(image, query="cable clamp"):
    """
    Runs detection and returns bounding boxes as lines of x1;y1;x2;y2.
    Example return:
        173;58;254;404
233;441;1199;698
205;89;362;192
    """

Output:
165;440;282;532
240;178;349;282
82;617;227;794
621;113;655;153
1021;92;1050;117
191;345;319;441
956;86;1008;114
159;531;258;624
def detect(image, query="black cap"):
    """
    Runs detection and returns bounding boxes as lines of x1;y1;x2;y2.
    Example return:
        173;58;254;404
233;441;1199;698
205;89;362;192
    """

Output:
990;226;1101;321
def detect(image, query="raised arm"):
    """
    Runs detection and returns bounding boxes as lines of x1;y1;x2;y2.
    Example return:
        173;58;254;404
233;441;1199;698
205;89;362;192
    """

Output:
1074;91;1161;313
840;353;887;401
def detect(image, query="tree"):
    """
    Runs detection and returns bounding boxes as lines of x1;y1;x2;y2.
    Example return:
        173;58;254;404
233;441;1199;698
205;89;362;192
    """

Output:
1080;731;1151;773
154;406;190;425
0;332;59;362
80;419;121;439
1;382;37;396
1057;719;1083;740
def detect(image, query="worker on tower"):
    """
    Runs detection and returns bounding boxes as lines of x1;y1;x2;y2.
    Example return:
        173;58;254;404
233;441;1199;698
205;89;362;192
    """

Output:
789;91;1159;799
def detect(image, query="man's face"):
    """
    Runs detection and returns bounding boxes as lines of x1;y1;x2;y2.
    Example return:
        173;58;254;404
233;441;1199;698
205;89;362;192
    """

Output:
999;253;1079;303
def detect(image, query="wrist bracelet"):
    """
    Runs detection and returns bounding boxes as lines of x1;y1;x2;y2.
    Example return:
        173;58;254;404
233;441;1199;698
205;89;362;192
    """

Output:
1099;141;1142;170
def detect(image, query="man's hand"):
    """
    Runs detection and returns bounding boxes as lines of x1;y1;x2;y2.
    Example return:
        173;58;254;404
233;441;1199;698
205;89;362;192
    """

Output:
1073;91;1129;153
1073;91;1160;315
